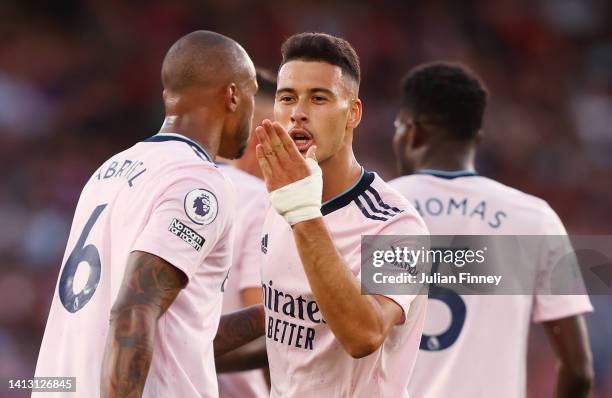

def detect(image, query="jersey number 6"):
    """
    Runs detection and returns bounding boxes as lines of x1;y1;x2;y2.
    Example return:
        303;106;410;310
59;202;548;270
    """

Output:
58;204;107;313
420;249;467;351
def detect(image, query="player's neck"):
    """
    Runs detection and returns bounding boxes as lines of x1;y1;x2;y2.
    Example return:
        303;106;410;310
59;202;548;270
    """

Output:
418;142;477;173
159;114;222;159
320;148;362;203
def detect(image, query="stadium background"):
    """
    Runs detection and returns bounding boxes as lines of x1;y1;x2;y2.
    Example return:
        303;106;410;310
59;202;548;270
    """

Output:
0;0;610;396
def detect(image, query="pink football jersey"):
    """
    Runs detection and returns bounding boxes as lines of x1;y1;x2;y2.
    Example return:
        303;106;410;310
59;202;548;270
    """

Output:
389;169;593;398
261;169;429;398
217;164;269;398
34;133;235;398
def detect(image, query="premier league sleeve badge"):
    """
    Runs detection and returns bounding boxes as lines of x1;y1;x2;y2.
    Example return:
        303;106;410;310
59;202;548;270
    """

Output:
184;188;219;225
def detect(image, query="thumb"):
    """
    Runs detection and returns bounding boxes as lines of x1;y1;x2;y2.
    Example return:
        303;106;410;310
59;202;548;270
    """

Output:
305;145;317;161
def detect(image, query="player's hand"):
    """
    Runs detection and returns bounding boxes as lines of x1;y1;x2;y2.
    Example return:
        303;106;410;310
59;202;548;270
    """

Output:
255;119;322;225
255;119;317;192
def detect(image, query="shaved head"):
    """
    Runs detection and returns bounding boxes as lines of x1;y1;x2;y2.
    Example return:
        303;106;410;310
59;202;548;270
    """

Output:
159;31;257;161
161;30;254;92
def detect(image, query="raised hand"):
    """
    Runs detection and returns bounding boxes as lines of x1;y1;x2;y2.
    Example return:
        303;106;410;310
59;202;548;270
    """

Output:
254;119;317;193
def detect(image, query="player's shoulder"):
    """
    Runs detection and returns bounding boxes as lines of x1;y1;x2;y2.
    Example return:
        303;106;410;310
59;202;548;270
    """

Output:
140;133;227;180
327;169;426;231
389;171;481;191
388;173;423;188
370;173;418;213
391;171;554;215
140;132;216;166
218;164;266;195
369;174;428;231
474;176;556;216
163;158;229;194
319;168;422;223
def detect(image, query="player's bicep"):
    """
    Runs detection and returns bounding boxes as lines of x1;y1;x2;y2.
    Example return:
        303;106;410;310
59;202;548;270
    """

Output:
111;251;188;319
361;213;429;329
132;175;230;280
240;287;263;307
373;295;405;329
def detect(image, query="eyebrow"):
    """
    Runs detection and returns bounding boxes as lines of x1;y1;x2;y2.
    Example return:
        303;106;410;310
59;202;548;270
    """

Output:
276;87;336;97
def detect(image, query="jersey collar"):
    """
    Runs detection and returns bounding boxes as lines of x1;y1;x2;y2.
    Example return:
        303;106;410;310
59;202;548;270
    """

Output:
321;167;375;216
415;168;478;179
144;132;213;163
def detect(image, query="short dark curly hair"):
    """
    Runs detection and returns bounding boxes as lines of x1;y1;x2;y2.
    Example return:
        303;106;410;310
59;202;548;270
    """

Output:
400;62;488;139
256;67;277;97
280;32;360;85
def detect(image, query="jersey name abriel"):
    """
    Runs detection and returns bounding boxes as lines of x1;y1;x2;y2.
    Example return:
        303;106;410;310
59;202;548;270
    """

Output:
95;158;147;187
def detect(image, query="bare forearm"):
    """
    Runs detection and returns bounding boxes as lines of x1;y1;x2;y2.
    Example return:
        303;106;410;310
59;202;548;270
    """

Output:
292;218;390;356
216;336;268;373
543;316;593;398
555;365;593;398
100;251;187;397
214;304;266;357
101;308;156;397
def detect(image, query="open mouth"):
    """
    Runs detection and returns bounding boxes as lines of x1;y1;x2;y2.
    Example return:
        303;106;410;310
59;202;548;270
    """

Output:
289;128;314;153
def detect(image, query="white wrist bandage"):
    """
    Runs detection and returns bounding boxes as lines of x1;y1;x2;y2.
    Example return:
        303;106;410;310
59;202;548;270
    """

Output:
269;158;323;225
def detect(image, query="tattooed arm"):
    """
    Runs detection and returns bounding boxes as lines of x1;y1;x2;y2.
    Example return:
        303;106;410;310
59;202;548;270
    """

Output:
100;251;188;398
214;304;266;357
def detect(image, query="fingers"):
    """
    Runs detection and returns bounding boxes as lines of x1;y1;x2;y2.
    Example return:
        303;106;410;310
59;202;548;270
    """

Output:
263;119;282;148
273;121;302;161
255;119;311;183
264;120;293;164
255;123;272;152
255;124;281;169
258;119;293;165
255;144;273;191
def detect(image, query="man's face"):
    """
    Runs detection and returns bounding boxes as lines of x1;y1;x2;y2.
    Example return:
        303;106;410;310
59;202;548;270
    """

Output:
220;70;258;159
274;60;358;163
393;109;418;175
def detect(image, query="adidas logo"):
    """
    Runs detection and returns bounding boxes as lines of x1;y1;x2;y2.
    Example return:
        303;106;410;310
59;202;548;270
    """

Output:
261;234;269;254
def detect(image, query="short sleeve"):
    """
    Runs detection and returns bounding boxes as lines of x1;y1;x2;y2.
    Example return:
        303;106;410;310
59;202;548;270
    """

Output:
357;210;430;324
532;206;593;322
132;172;233;281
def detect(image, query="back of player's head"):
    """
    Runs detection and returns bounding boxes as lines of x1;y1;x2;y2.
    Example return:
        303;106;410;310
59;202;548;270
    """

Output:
162;30;253;92
255;67;277;98
280;32;360;86
400;62;488;140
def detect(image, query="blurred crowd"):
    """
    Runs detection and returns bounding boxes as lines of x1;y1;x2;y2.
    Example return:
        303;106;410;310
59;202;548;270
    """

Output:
0;0;611;396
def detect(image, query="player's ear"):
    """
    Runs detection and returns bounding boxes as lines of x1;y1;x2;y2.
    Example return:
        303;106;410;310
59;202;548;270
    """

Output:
411;121;428;149
162;89;175;111
347;98;362;129
226;83;239;112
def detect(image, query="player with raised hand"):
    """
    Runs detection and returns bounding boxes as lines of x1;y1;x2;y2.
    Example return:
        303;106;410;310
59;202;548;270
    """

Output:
389;62;594;398
253;33;429;398
34;31;264;398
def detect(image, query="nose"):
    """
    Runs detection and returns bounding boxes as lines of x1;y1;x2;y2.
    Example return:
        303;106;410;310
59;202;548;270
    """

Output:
290;101;308;124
